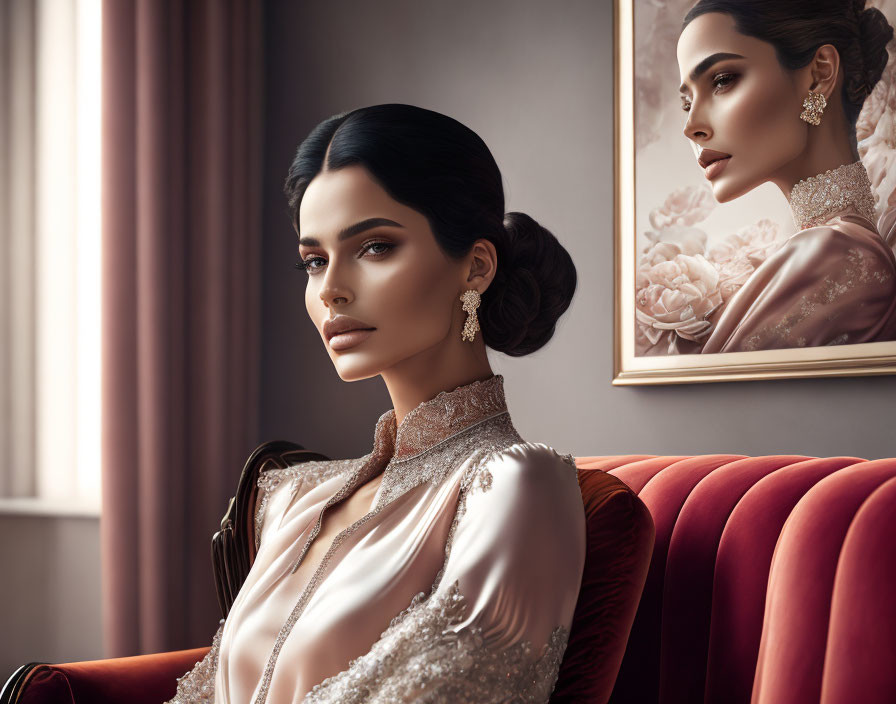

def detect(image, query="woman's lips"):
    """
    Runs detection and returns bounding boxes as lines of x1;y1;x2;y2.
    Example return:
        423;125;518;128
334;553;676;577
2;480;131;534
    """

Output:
328;328;375;351
703;156;731;180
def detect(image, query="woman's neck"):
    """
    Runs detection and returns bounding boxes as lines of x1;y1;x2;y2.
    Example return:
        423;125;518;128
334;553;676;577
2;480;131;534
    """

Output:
382;353;495;428
771;142;859;201
768;96;858;199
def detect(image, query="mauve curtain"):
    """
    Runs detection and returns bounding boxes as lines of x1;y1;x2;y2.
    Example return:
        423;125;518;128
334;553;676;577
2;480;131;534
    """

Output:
102;0;263;657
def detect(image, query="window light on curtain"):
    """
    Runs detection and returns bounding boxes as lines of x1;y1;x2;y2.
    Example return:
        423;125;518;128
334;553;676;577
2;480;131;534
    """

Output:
0;0;101;511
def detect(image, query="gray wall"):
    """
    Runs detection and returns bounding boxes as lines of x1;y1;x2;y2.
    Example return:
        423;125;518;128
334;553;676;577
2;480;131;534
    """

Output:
0;514;102;676
261;0;895;462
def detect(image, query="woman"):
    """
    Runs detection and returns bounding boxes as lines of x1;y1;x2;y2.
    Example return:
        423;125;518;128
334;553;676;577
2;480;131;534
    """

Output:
165;104;585;703
676;0;896;353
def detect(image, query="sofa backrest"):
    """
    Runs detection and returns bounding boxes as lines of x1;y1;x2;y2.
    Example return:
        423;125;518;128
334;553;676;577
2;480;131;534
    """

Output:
580;454;896;704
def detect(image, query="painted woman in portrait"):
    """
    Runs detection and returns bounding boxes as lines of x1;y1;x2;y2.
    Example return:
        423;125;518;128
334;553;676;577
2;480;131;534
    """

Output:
670;0;896;353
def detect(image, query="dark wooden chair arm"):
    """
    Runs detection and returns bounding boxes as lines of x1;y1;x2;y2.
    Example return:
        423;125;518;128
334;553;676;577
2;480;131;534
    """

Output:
211;440;330;618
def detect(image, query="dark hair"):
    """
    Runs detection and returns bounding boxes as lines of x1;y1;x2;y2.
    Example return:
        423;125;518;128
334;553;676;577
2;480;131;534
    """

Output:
682;0;893;133
283;103;577;357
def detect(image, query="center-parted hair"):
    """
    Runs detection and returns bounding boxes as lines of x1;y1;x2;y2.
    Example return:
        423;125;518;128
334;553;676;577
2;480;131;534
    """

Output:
682;0;894;132
283;103;577;357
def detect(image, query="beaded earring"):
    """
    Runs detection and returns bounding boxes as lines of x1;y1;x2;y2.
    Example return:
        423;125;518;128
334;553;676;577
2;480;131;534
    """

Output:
800;89;827;126
460;289;481;342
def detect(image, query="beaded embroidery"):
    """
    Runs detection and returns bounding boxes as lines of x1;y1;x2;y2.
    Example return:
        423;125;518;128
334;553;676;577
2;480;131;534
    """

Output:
254;456;364;552
740;241;893;350
164;620;225;703
789;160;877;230
389;374;508;460
170;374;580;704
302;578;570;704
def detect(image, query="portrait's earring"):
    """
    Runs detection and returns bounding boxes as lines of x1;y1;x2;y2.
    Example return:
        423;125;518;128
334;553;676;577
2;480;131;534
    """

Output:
800;89;827;126
460;289;481;342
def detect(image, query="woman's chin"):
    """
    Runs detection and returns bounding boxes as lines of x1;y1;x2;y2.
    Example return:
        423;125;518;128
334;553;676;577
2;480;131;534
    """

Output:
710;176;752;203
334;367;379;382
332;357;381;382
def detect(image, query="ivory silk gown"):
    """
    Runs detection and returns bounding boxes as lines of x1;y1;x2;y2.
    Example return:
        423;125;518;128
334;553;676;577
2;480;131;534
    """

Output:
699;160;896;353
164;373;587;703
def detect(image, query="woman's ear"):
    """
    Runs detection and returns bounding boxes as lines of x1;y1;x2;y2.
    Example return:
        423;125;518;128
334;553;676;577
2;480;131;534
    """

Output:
463;238;498;293
808;43;841;101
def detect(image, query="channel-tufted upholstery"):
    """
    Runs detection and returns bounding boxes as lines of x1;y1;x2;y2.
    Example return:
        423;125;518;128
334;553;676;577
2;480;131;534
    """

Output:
4;452;895;704
586;454;896;704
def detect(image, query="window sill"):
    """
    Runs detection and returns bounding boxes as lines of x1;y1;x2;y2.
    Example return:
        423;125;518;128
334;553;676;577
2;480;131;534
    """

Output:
0;497;101;518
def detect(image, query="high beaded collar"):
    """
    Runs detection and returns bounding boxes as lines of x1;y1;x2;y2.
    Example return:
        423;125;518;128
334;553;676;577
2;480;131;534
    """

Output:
789;160;877;231
371;374;508;462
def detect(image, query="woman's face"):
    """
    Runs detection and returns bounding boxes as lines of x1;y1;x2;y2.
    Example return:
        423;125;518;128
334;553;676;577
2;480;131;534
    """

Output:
298;164;464;382
677;12;808;201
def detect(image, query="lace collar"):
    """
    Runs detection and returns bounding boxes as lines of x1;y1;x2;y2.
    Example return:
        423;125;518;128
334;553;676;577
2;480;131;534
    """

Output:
789;160;877;230
371;373;508;462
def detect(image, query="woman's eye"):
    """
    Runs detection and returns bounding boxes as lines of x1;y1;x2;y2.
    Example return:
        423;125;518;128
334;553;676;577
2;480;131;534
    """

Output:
295;256;325;273
680;73;736;113
712;72;737;92
361;241;394;257
294;240;396;275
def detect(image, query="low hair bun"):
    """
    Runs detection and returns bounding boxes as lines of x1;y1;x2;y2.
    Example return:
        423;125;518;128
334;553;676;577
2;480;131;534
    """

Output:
857;6;894;99
479;211;577;357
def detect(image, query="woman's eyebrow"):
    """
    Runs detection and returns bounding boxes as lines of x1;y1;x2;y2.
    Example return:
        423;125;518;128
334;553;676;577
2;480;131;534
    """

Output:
299;217;405;247
679;52;745;94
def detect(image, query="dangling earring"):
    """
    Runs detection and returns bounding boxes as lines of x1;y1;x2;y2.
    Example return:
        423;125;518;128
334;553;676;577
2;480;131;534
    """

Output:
460;289;481;342
800;89;827;126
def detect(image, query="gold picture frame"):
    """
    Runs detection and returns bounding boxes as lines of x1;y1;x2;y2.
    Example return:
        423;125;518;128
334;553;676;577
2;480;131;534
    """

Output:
612;0;896;385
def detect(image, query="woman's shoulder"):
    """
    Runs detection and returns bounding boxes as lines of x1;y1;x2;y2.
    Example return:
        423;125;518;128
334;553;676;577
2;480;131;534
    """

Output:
757;218;896;299
257;454;365;493
467;441;581;506
784;217;896;272
478;440;577;473
454;440;587;569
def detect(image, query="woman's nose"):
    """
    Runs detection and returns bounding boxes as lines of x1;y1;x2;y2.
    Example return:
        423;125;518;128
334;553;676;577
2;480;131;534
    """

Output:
683;101;712;142
318;261;352;307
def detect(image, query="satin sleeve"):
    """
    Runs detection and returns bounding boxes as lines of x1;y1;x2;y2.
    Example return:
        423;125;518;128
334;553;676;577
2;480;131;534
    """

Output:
877;206;896;252
699;220;896;353
163;620;225;703
302;442;587;704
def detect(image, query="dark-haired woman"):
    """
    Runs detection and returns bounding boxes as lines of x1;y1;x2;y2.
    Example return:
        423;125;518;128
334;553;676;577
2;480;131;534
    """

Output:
677;0;896;352
165;104;585;703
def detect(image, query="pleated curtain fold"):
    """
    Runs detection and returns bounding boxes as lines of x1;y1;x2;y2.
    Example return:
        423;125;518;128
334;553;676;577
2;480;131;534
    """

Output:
102;0;263;657
0;0;37;500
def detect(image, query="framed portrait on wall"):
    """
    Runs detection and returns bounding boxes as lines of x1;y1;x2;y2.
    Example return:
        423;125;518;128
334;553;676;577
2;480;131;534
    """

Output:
613;0;896;385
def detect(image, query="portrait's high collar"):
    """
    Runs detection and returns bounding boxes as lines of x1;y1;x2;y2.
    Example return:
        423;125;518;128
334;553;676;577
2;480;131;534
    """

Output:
789;160;877;231
371;374;508;462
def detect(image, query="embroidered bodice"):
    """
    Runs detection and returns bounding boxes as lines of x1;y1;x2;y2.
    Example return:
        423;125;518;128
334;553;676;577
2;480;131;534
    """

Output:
789;160;877;230
699;161;896;353
253;374;522;565
165;373;586;704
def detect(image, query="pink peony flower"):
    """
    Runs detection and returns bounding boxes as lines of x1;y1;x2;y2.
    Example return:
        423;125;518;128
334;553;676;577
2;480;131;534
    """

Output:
648;184;716;230
708;219;784;268
712;257;755;304
635;244;724;349
642;224;708;258
705;219;785;302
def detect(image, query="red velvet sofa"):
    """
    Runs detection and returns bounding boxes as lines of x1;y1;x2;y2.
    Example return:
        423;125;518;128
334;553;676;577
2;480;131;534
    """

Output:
3;453;895;703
